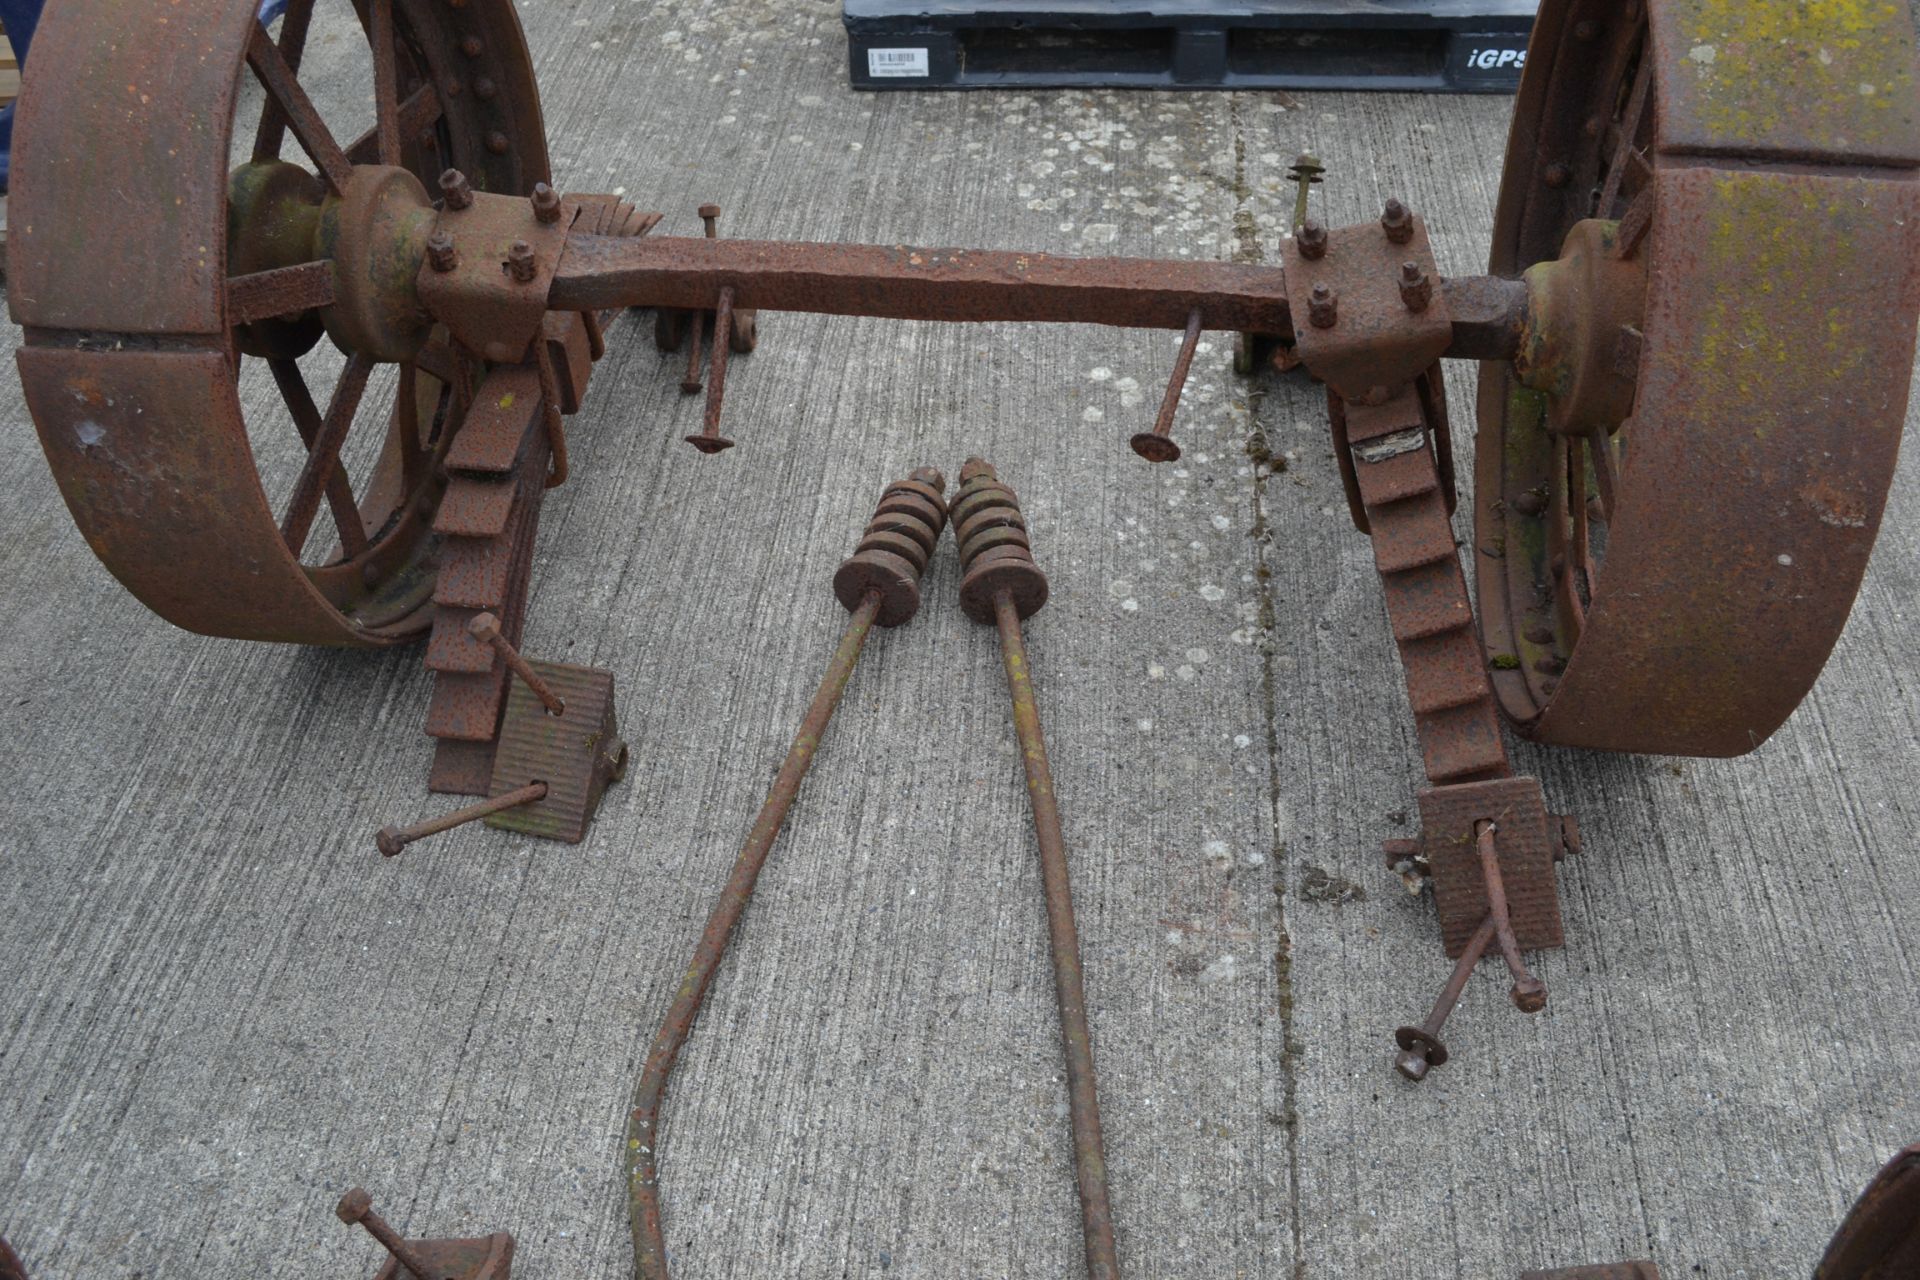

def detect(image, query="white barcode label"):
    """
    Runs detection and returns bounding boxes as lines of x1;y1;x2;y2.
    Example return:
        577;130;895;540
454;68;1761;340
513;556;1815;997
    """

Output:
868;47;930;77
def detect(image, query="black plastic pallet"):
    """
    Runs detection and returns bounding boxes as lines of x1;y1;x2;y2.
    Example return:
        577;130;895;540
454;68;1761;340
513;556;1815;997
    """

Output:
845;0;1537;93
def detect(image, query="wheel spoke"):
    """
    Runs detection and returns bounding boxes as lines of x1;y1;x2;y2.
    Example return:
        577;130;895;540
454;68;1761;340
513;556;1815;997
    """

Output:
346;82;443;166
369;0;402;166
252;0;317;162
1586;425;1620;524
228;261;334;326
396;361;425;495
246;21;353;195
270;355;371;561
278;352;375;557
1598;45;1654;218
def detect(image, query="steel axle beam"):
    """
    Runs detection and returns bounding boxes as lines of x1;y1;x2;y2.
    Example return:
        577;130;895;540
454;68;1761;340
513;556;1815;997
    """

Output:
546;233;1527;359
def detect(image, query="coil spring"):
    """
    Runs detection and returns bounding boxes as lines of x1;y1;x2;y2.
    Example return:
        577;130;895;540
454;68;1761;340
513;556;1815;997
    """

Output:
832;467;949;626
950;458;1050;625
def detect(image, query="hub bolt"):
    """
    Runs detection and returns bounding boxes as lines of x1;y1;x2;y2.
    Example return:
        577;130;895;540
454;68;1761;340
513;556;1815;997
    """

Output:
438;168;474;211
1398;261;1432;313
426;231;458;273
1381;198;1414;245
531;182;562;224
1297;218;1329;261
1308;283;1339;329
507;240;537;283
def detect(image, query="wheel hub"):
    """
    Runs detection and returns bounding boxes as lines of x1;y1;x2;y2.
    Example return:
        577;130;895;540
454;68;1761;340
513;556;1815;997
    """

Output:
1512;219;1648;437
314;164;438;363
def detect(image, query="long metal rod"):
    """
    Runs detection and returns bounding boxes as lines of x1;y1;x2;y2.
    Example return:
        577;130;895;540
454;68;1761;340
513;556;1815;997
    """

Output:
1152;308;1204;438
628;591;884;1280
993;589;1121;1280
551;233;1292;332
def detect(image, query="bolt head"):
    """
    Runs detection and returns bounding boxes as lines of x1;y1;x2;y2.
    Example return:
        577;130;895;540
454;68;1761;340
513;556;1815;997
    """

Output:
698;203;723;220
375;827;407;858
908;466;947;493
461;34;485;57
336;1188;373;1224
426;231;458;273
507;240;537;282
1543;161;1573;189
466;612;503;643
1130;432;1183;464
1511;977;1549;1013
958;457;997;485
1307;283;1339;329
1394;1049;1432;1083
531;183;561;223
1296;219;1329;261
474;76;497;100
486;131;511;156
438;168;474;211
1381;198;1414;244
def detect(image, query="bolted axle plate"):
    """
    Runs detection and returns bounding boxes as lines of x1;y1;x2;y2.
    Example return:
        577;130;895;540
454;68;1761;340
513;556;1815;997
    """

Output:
1417;776;1568;958
484;661;626;844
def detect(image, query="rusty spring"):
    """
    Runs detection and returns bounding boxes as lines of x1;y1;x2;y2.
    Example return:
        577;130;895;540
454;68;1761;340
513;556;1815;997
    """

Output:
952;459;1051;625
626;470;947;1280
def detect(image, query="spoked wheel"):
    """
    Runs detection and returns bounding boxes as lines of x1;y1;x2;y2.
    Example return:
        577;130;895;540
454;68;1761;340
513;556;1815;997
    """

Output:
1474;0;1920;756
10;0;550;645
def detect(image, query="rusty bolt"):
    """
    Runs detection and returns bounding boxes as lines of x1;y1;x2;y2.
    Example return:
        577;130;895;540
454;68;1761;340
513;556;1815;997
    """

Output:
1308;283;1338;330
486;131;511;155
1296;218;1328;261
507;240;537;283
1381;198;1414;245
461;34;484;57
1557;814;1582;861
531;182;562;224
1523;624;1555;645
1543;161;1573;189
1534;654;1567;675
1398;261;1432;313
426;231;458;273
699;203;723;238
1511;489;1547;517
438;168;474;211
335;1187;441;1280
474;76;497;100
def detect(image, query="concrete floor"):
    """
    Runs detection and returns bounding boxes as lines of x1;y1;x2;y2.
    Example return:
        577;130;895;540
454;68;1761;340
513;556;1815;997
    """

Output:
2;2;1918;1278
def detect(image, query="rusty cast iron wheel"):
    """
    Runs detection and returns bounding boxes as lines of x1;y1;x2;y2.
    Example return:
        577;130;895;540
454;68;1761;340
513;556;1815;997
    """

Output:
9;0;551;646
1474;0;1920;756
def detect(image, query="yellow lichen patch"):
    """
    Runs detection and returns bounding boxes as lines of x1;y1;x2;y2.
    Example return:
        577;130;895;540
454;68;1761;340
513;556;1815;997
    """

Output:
1689;172;1882;420
1665;0;1915;155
